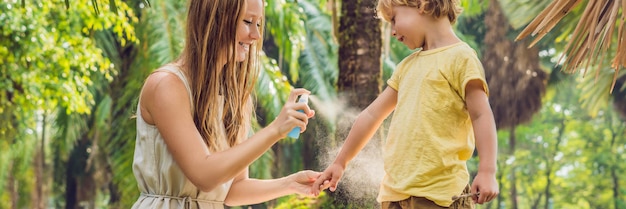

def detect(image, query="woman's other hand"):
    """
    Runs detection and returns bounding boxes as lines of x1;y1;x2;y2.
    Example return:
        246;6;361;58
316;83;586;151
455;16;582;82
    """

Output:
287;170;321;196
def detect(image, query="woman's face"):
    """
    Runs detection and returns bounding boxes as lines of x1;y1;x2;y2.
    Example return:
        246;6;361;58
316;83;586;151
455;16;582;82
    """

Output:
235;0;263;62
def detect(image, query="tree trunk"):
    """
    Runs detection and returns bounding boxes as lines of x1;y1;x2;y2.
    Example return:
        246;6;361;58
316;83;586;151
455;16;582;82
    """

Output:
335;0;383;144
612;76;626;120
65;165;77;209
337;1;382;108
610;167;619;209
65;137;94;209
509;127;518;209
6;108;19;209
483;0;547;131
543;163;551;209
333;0;382;207
484;1;547;207
609;123;623;209
271;145;284;177
302;117;329;171
33;112;47;209
496;168;503;209
8;163;17;209
532;193;543;209
544;117;565;209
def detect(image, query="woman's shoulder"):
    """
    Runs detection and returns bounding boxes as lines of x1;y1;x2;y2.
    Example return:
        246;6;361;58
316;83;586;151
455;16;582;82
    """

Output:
142;65;190;104
139;64;192;125
146;70;185;90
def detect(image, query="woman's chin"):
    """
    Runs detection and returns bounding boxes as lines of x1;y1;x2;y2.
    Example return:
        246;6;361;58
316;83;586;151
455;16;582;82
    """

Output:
236;54;247;62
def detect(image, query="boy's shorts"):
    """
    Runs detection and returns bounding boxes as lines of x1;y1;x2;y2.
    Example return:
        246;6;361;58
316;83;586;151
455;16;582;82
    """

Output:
381;186;474;209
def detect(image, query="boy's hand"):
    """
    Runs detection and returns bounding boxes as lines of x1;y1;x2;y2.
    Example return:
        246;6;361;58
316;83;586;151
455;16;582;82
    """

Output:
310;163;345;196
470;171;499;204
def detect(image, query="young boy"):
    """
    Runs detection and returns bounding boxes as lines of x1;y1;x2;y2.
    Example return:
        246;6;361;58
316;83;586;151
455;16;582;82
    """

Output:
311;0;499;208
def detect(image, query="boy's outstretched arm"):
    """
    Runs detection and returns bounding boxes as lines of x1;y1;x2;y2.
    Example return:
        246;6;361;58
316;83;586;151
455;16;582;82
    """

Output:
311;87;398;196
465;79;499;204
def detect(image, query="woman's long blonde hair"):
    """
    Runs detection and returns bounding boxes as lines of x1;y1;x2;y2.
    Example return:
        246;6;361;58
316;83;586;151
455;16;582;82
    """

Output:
180;0;264;152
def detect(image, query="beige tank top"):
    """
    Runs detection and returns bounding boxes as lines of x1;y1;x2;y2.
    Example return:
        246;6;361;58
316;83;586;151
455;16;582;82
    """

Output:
131;64;232;209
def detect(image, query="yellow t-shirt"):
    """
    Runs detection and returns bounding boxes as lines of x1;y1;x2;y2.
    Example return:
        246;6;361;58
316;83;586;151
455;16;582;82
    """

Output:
378;42;488;207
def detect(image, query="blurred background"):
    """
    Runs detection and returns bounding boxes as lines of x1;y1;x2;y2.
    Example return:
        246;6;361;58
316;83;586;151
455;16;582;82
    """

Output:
0;0;624;208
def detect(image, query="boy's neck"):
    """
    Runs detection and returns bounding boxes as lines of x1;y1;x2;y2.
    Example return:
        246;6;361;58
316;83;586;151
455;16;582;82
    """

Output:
421;18;461;51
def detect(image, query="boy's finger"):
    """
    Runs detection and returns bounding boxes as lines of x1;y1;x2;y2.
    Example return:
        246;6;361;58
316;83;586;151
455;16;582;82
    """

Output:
469;184;479;202
328;175;341;192
477;191;487;204
470;184;479;194
319;180;330;190
311;173;328;194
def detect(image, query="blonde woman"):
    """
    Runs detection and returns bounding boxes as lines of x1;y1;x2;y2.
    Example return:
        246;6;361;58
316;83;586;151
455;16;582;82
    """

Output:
132;0;318;208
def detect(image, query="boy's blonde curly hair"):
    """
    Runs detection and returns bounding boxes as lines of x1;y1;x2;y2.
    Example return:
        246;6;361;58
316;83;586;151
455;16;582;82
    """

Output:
376;0;463;24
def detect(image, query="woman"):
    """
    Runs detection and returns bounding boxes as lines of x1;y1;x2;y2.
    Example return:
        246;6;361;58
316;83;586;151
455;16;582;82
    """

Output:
132;0;318;208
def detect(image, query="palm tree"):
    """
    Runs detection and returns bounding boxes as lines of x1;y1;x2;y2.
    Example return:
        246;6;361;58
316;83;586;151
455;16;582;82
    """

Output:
329;0;382;207
482;0;548;208
337;0;382;109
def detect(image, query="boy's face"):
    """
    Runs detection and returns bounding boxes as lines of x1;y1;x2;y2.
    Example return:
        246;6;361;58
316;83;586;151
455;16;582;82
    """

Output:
389;6;426;50
235;0;263;62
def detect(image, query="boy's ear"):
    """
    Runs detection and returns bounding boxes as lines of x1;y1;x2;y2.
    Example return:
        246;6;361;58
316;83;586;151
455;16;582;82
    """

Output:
417;7;425;14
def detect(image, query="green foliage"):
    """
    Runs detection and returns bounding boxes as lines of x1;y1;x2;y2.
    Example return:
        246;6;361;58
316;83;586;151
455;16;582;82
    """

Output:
255;54;294;126
3;0;625;208
266;0;307;82
0;0;135;207
296;0;338;102
273;192;366;209
101;0;184;207
479;74;626;209
459;0;488;18
274;192;327;209
580;68;626;117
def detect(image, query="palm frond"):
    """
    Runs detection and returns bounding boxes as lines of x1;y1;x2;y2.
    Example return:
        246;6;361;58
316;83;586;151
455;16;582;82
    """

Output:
255;54;293;126
250;117;275;179
103;0;186;207
580;67;626;116
501;0;552;29
516;0;625;91
297;0;338;102
266;0;307;82
143;0;186;66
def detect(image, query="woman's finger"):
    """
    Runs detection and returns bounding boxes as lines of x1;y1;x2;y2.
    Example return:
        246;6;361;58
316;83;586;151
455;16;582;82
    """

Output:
288;88;310;103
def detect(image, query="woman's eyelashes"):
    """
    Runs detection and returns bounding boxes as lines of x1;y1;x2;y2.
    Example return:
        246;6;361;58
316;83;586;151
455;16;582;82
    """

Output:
243;19;262;28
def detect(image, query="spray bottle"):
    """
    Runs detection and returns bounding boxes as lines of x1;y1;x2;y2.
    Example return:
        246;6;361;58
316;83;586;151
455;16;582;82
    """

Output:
287;94;309;139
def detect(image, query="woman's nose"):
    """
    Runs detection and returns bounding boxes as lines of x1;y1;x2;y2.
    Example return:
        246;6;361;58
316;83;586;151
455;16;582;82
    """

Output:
251;26;261;40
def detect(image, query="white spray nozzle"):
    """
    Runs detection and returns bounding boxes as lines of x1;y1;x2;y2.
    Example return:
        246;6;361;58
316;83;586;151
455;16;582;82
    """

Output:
298;94;309;104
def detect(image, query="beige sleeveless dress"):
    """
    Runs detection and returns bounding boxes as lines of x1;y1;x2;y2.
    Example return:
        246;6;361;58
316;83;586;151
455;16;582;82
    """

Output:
132;64;233;209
